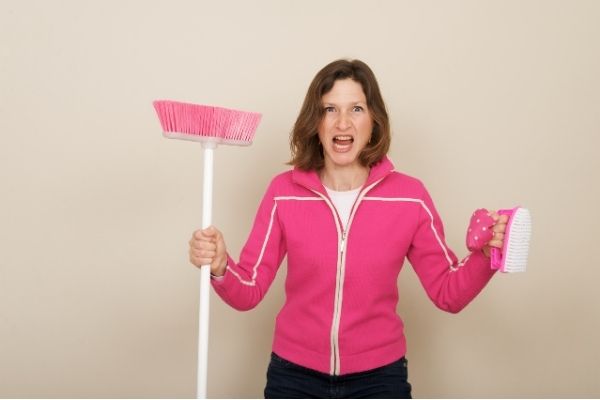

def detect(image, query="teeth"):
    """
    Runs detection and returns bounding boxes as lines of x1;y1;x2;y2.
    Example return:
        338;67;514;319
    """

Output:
334;135;352;140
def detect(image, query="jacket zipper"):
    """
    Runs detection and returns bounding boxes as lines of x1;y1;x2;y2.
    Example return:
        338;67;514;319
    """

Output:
311;189;359;375
333;228;348;375
310;177;385;375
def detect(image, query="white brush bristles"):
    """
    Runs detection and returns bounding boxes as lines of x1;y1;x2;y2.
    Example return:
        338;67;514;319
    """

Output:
502;208;532;273
153;100;261;146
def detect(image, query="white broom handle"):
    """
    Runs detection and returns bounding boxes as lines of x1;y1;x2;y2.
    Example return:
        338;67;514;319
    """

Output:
198;143;215;399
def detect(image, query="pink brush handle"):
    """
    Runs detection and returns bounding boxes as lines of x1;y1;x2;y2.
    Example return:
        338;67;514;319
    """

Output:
490;209;512;270
491;247;502;269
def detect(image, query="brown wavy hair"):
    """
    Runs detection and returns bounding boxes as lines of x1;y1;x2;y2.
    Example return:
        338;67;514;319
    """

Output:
289;59;391;170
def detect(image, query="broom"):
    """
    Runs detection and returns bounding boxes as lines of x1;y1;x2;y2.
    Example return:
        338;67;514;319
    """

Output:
153;99;261;398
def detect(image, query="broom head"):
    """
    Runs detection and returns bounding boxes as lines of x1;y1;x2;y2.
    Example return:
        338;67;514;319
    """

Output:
153;100;261;146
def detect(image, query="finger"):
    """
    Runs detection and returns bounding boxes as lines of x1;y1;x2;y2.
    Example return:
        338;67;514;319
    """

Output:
190;251;216;265
492;223;507;234
203;242;217;251
488;239;504;248
189;251;200;267
191;240;217;251
193;229;217;242
488;210;499;222
201;250;217;258
190;247;216;257
189;237;203;247
491;232;504;241
191;256;214;267
202;226;220;237
190;231;218;244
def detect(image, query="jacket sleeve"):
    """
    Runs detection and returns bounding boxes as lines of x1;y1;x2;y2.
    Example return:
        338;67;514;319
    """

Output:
210;179;287;311
406;184;496;313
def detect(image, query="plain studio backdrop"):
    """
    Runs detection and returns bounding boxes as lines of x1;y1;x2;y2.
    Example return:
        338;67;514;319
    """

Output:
1;0;599;398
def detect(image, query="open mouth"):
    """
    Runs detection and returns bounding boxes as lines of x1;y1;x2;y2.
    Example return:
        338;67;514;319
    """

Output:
333;135;354;146
332;135;354;153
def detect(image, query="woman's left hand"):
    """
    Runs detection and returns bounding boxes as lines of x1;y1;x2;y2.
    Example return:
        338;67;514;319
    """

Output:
482;211;509;257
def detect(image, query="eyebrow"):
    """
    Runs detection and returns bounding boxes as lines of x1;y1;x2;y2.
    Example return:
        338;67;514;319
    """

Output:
322;101;367;106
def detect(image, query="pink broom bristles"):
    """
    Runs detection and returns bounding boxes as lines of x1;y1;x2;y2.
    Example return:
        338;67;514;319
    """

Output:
153;100;261;146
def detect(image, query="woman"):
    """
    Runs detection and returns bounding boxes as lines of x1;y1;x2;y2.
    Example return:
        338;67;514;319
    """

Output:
188;59;507;398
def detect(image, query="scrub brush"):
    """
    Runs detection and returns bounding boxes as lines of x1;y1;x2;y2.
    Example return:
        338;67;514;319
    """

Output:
467;207;532;273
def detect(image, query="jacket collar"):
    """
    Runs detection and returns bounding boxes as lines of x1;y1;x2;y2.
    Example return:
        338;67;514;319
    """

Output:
292;155;395;194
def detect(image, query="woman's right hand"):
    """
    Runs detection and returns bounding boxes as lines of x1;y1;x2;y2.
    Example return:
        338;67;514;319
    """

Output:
189;226;228;277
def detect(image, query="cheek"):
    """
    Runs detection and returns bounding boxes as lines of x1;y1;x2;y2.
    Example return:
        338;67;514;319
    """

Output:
357;118;373;138
317;118;332;137
317;122;326;141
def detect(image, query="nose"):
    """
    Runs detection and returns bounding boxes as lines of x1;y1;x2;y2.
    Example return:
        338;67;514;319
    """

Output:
336;111;351;130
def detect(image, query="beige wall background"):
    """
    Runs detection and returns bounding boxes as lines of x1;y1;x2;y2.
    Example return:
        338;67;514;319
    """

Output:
1;0;599;398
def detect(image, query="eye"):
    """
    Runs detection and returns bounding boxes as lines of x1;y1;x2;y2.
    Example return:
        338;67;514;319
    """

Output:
324;106;336;113
352;105;364;112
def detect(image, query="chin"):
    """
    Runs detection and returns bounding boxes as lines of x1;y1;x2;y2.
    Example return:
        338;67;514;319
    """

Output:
327;152;361;168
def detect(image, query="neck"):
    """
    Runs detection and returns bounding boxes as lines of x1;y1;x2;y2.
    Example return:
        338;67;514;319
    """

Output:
320;162;369;191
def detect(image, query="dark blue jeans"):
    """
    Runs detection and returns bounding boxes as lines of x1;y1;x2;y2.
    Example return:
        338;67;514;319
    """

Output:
264;353;412;399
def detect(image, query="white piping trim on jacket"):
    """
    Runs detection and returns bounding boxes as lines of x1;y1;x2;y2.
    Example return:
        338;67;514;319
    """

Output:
344;180;385;236
273;196;323;201
227;196;325;286
362;196;458;271
226;201;278;286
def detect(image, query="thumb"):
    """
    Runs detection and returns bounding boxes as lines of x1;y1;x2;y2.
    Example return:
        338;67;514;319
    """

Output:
202;225;216;237
487;210;499;222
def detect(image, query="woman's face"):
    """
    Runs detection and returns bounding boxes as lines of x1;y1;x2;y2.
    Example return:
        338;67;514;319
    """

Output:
318;79;373;170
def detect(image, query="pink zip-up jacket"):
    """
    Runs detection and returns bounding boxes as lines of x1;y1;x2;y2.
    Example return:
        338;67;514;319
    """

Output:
211;156;496;375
